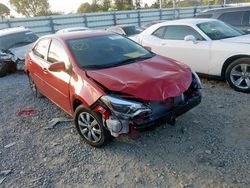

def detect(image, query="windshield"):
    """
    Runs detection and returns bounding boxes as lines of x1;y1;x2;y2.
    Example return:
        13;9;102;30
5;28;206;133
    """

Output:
0;31;38;50
67;35;153;69
197;21;244;40
123;26;141;36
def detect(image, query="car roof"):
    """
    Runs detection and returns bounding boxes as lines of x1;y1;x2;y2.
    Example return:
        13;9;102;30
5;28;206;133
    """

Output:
156;18;217;26
40;30;115;41
109;24;135;29
199;6;250;14
0;27;32;37
56;27;89;33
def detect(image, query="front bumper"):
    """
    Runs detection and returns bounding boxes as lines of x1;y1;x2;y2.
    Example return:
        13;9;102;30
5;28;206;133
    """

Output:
101;90;201;137
132;91;201;130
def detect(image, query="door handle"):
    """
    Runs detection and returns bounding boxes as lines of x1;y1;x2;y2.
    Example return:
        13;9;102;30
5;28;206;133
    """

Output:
43;68;48;74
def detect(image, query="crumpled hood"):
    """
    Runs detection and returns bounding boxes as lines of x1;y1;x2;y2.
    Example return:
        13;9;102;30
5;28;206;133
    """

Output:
8;43;33;60
221;34;250;44
87;55;192;100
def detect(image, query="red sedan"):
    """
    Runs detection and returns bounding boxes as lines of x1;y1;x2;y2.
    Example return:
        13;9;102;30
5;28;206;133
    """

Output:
25;31;201;147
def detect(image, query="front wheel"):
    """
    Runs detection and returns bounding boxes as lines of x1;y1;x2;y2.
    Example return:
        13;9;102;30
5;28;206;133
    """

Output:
225;58;250;93
74;105;111;147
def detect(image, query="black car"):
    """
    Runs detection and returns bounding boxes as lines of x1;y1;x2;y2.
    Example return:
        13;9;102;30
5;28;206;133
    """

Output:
196;6;250;33
0;27;38;77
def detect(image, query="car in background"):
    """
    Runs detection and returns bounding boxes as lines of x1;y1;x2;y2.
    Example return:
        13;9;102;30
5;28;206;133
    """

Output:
0;27;38;77
56;27;89;33
196;6;250;33
25;31;201;147
135;18;250;93
141;20;167;30
106;25;142;40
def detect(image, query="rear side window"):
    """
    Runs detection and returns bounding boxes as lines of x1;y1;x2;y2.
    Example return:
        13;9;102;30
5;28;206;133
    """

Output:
123;26;140;36
47;39;69;65
219;11;244;26
163;25;204;40
196;14;212;18
243;11;250;25
33;39;50;59
152;26;166;39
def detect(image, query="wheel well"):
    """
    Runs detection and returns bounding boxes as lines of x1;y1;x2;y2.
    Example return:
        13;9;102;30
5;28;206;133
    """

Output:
73;99;82;112
221;55;250;79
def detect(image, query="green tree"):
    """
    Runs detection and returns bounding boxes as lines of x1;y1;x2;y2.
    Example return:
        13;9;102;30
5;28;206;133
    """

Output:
135;0;141;9
114;0;124;10
10;0;50;17
101;0;111;11
0;3;10;18
91;0;100;12
144;3;149;8
177;0;199;7
151;0;160;8
77;3;92;13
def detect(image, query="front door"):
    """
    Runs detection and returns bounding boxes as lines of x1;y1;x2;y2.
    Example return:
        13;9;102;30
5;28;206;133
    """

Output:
42;39;72;114
142;25;211;74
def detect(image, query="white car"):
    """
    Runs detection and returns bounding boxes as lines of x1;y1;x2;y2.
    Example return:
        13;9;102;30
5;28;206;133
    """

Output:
56;27;89;33
135;18;250;93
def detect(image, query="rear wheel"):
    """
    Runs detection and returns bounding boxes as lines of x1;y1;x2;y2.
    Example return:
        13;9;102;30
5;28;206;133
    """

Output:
28;75;43;98
225;58;250;93
74;105;111;147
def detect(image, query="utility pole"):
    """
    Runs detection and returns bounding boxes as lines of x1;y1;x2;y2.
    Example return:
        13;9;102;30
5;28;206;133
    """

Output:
223;0;226;6
159;0;162;9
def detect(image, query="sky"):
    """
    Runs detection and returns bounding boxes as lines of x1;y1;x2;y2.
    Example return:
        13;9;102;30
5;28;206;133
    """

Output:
1;0;154;17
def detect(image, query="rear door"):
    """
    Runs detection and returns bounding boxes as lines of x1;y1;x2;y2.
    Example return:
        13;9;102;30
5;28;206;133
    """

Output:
42;39;72;114
28;38;51;95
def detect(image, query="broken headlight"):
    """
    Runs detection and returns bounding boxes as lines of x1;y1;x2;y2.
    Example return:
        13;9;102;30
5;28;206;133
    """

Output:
101;95;151;117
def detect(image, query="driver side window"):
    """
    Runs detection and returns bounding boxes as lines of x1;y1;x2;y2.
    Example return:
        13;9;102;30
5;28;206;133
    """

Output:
47;39;70;68
163;25;204;41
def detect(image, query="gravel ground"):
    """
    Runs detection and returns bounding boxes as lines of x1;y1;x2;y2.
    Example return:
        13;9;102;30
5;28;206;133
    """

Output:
0;73;249;188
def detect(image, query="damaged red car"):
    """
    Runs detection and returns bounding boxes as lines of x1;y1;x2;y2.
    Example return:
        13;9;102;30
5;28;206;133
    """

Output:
25;31;202;147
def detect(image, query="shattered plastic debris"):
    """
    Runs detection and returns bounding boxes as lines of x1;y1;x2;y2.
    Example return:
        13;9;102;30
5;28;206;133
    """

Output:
0;170;11;176
0;177;6;185
4;142;16;148
17;109;37;116
45;117;72;130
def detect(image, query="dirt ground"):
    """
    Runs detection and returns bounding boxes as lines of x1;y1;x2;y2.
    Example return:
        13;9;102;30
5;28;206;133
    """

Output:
0;73;249;188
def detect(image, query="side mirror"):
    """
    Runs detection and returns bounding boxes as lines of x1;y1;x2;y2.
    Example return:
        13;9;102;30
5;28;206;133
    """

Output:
144;46;152;51
184;35;197;44
48;61;66;72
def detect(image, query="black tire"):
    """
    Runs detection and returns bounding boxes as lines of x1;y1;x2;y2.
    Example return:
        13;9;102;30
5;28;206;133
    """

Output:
0;61;8;77
28;75;43;98
225;58;250;93
74;105;111;147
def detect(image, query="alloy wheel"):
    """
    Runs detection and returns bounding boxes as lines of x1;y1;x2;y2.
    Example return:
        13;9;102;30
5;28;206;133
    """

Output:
78;112;102;143
230;64;250;90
